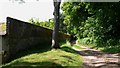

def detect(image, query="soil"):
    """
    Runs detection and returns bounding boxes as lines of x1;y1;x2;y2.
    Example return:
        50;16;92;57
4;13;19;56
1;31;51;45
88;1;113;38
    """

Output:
72;45;120;68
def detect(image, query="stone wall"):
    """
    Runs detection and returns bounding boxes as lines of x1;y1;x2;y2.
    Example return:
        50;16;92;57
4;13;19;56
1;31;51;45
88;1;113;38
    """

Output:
1;17;70;64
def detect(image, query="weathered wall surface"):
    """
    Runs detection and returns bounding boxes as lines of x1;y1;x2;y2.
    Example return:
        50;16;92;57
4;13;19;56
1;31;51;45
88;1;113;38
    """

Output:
0;36;2;65
1;17;70;64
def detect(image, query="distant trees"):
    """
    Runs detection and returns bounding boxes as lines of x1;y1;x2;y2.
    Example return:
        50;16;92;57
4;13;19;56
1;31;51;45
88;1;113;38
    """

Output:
29;18;54;29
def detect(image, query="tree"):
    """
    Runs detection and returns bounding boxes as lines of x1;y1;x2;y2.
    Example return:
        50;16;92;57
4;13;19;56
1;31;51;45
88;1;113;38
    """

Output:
61;2;120;47
52;0;61;49
61;2;91;37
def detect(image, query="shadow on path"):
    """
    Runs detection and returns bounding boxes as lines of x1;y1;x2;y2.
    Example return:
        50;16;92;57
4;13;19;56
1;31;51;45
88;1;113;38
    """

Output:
73;46;120;68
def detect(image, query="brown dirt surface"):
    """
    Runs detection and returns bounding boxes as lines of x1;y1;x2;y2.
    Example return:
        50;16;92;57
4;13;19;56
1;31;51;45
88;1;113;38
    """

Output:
72;45;120;68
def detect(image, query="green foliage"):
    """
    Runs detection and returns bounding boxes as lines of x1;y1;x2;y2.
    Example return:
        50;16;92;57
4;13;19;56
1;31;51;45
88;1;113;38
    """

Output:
29;18;54;29
28;2;120;49
102;45;120;53
61;3;92;36
61;2;120;47
0;23;6;32
28;17;68;33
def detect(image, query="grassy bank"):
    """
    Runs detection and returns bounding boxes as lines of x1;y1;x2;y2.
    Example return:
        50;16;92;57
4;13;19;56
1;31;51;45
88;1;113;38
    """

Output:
77;39;120;53
2;44;83;68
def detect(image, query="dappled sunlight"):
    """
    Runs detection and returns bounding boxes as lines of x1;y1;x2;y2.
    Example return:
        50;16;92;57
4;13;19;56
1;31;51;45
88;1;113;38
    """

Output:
74;45;120;68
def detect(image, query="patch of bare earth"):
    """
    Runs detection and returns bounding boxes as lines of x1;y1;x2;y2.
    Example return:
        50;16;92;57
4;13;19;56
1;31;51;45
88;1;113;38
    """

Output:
72;46;120;68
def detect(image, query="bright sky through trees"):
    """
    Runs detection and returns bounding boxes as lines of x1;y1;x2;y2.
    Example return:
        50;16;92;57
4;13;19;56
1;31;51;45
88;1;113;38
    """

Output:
0;0;54;22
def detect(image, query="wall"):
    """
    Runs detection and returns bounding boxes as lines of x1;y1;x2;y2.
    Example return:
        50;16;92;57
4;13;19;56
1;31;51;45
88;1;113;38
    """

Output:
0;36;2;65
1;17;70;64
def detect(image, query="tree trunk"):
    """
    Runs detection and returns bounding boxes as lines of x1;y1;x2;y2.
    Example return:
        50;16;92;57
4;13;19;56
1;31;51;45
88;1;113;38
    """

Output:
52;0;61;49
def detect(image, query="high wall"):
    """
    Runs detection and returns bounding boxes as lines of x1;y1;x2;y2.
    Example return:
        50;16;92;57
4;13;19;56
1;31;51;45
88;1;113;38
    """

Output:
1;17;70;64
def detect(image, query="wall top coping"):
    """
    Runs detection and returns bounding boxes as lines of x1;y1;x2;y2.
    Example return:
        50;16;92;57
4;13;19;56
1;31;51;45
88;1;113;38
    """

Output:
7;17;53;31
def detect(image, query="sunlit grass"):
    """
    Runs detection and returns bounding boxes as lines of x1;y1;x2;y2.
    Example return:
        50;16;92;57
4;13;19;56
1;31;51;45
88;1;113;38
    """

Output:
99;46;120;53
2;44;83;68
72;44;85;50
77;39;120;53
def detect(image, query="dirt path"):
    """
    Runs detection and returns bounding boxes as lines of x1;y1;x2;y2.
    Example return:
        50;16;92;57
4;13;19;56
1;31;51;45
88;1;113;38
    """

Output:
72;46;120;68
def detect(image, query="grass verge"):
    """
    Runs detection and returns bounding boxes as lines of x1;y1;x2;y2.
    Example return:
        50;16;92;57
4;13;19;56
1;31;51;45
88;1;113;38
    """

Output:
77;39;120;53
1;44;83;68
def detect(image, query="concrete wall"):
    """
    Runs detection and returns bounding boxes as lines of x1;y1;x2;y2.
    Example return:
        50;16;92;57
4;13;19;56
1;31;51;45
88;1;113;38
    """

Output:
0;36;2;65
1;17;70;64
